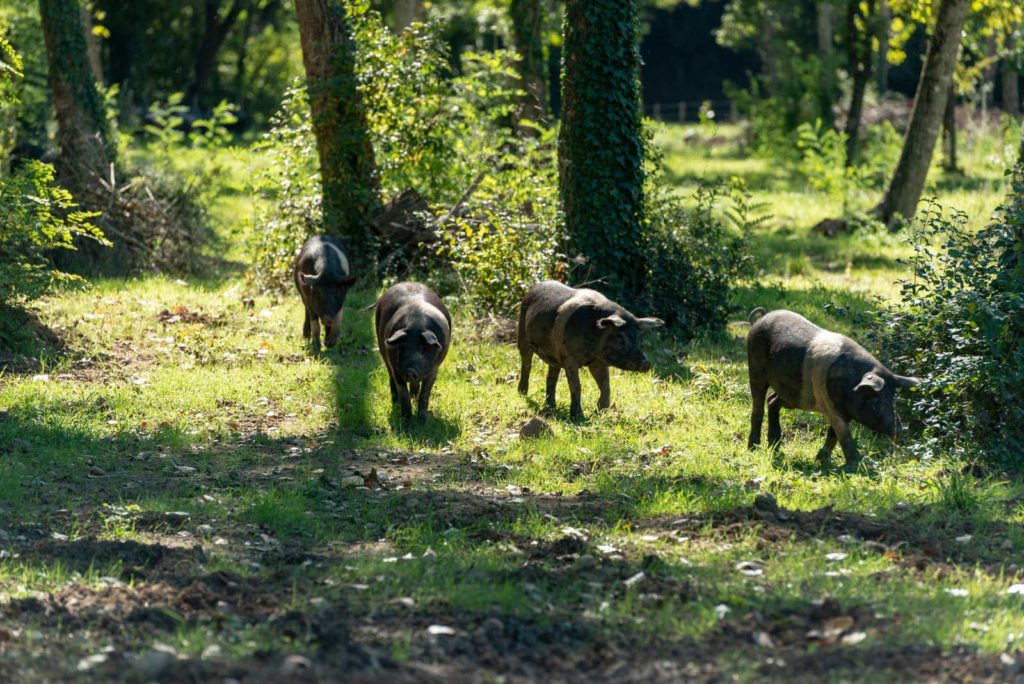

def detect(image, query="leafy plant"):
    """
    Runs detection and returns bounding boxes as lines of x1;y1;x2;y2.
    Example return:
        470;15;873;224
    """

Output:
0;34;106;316
640;178;757;334
873;161;1024;468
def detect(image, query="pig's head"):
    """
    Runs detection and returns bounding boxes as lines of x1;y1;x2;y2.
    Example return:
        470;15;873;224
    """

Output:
848;370;920;436
300;272;357;348
596;313;664;372
385;327;444;383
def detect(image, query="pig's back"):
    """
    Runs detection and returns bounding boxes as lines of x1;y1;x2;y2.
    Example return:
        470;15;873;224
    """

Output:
519;281;576;356
376;282;451;341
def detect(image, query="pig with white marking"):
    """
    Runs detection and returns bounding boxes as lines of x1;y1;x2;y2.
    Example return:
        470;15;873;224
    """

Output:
746;307;920;470
294;235;356;353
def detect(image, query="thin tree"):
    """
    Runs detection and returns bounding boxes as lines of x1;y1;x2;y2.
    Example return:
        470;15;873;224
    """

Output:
510;0;545;129
844;0;876;165
1003;33;1020;116
816;1;836;127
186;0;248;108
876;0;970;225
392;0;423;32
39;0;116;179
559;0;645;298
295;0;380;256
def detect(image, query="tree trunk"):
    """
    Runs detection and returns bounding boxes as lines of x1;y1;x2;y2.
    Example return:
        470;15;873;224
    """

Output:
844;0;874;166
559;0;645;299
876;0;970;225
877;0;891;95
816;1;835;125
1003;35;1020;116
295;0;380;256
510;0;545;130
392;0;423;32
39;0;115;178
943;87;958;172
186;0;247;108
80;3;103;85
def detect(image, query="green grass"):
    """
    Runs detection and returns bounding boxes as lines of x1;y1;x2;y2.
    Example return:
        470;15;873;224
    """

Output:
1;123;1022;680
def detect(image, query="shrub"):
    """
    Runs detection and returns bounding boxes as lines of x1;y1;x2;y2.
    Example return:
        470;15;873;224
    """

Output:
640;178;760;333
250;7;554;294
0;33;107;318
873;160;1024;468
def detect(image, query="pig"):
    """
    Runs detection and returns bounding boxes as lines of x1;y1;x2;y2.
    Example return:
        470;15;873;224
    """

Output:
746;307;920;470
517;281;664;421
375;282;452;423
294;235;356;353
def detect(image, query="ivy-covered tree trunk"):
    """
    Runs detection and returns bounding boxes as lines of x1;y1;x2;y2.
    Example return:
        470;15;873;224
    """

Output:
876;0;969;225
295;0;380;257
510;0;545;130
559;0;645;299
877;0;891;94
39;0;116;179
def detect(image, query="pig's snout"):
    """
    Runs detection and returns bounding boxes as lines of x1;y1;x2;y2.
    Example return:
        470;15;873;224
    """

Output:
637;358;652;372
403;369;421;383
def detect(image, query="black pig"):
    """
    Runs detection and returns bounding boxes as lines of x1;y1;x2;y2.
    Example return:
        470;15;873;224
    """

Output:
375;282;452;422
517;281;663;420
746;308;920;470
294;235;356;353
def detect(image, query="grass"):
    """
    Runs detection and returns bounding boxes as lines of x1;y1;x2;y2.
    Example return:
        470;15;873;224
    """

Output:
1;122;1023;680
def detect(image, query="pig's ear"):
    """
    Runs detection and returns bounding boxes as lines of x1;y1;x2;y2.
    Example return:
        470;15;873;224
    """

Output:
421;330;442;349
894;375;921;388
637;317;665;330
597;315;626;329
339;273;357;287
854;372;885;393
385;329;407;346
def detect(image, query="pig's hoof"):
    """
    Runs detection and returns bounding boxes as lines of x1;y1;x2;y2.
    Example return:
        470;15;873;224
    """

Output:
841;458;862;473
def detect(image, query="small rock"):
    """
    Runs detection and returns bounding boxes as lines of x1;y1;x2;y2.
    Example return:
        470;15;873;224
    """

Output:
280;654;313;675
196;524;214;536
77;653;108;672
136;644;177;679
427;625;457;636
519;417;552;439
201;644;222;660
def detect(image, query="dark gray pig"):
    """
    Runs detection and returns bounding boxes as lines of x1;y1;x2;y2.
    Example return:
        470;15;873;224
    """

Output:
746;307;920;470
517;281;663;421
294;235;356;353
375;282;452;423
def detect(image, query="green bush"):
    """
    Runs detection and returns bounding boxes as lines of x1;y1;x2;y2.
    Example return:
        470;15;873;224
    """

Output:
873;162;1024;468
249;7;554;294
0;32;106;317
640;178;760;333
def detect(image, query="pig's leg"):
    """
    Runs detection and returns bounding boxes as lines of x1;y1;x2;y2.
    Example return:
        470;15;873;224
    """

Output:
816;427;838;466
518;347;532;395
588;364;611;410
748;378;769;449
303;307;312;339
310;318;322;354
545;365;560;409
416;372;436;420
396;380;413;422
833;419;861;471
766;393;783;449
565;367;584;421
388;373;399;404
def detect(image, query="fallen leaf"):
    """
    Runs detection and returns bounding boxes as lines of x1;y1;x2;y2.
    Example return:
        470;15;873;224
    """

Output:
825;552;848;561
427;625;456;636
754;631;775;649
